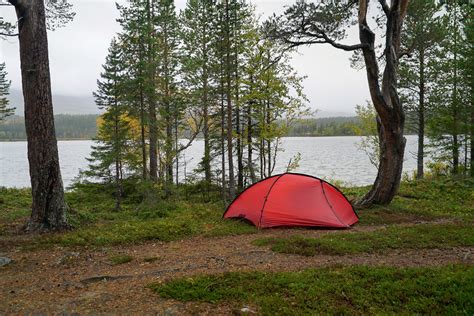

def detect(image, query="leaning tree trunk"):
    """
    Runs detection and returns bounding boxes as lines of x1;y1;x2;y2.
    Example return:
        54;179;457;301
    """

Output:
12;0;69;231
358;114;406;206
356;0;408;207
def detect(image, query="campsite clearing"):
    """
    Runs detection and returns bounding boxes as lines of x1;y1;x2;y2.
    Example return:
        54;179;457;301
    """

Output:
0;177;473;314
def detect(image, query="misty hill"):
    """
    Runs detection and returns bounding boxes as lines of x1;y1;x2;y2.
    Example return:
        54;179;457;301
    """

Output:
8;89;100;115
0;115;98;141
8;89;355;117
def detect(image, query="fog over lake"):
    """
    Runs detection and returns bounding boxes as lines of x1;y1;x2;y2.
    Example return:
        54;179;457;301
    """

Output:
0;136;420;188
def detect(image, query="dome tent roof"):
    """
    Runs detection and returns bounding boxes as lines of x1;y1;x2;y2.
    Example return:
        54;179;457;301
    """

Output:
223;173;358;228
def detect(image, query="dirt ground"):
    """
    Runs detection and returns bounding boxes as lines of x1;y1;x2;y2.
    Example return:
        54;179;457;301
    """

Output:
1;224;473;315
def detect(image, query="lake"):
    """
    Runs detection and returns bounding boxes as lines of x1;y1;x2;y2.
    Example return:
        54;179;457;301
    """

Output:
0;136;420;188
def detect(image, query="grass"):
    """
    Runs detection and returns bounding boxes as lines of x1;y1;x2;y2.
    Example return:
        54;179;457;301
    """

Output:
351;177;474;225
253;223;474;256
109;254;133;265
0;177;472;248
0;187;31;221
49;199;256;247
0;182;256;248
149;265;474;315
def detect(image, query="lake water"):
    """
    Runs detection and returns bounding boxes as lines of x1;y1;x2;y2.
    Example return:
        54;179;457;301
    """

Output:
0;136;420;188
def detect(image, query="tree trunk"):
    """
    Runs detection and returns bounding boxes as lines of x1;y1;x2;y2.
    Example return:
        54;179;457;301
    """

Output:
149;102;158;182
234;22;243;191
417;48;425;179
358;115;406;206
13;0;69;231
247;101;256;183
202;65;211;184
139;88;147;180
201;18;211;184
220;91;227;201
356;0;408;207
114;96;122;211
452;28;459;175
115;117;122;211
175;116;179;185
225;0;235;198
147;0;158;182
165;105;173;185
471;94;474;177
236;93;243;191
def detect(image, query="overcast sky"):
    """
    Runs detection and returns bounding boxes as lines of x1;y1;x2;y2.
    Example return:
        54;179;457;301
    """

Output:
0;0;370;115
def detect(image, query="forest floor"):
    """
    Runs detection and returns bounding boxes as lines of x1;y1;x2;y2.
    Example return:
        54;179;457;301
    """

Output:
0;177;473;314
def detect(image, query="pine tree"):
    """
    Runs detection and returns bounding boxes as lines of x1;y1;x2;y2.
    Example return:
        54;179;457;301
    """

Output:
399;0;444;179
428;2;471;175
117;0;154;181
0;62;15;121
155;0;181;188
86;39;133;210
181;0;218;186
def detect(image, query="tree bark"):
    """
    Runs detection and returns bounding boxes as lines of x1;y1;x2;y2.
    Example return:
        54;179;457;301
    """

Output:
149;100;158;181
12;0;69;231
452;25;459;175
147;0;158;182
356;0;408;207
139;84;147;180
114;114;122;211
247;99;256;183
202;17;211;184
225;0;235;198
471;93;474;177
417;48;425;179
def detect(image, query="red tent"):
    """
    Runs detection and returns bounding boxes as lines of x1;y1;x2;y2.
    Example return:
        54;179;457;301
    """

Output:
223;173;358;228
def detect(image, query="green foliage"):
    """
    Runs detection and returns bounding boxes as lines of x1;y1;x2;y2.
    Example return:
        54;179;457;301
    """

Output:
109;254;133;265
394;176;474;218
0;187;31;221
0;62;14;121
351;102;379;167
149;265;474;315
253;224;474;256
426;2;472;175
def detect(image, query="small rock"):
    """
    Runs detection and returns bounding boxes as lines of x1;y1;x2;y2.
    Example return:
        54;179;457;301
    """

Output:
0;257;12;267
235;306;256;315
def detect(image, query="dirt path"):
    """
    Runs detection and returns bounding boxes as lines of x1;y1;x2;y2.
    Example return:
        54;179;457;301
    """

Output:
1;224;472;315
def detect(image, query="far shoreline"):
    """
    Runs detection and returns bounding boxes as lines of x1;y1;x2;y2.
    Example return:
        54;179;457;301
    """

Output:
0;134;418;142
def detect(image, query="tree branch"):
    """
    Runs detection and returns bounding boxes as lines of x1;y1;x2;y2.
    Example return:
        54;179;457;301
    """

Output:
378;0;390;16
0;32;18;36
398;40;416;59
318;30;367;51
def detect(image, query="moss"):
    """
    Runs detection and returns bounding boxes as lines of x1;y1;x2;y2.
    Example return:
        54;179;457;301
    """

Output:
253;223;474;256
149;265;474;315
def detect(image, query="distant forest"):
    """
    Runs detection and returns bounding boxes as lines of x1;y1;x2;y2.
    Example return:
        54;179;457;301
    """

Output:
288;117;359;137
0;114;98;140
0;114;418;141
